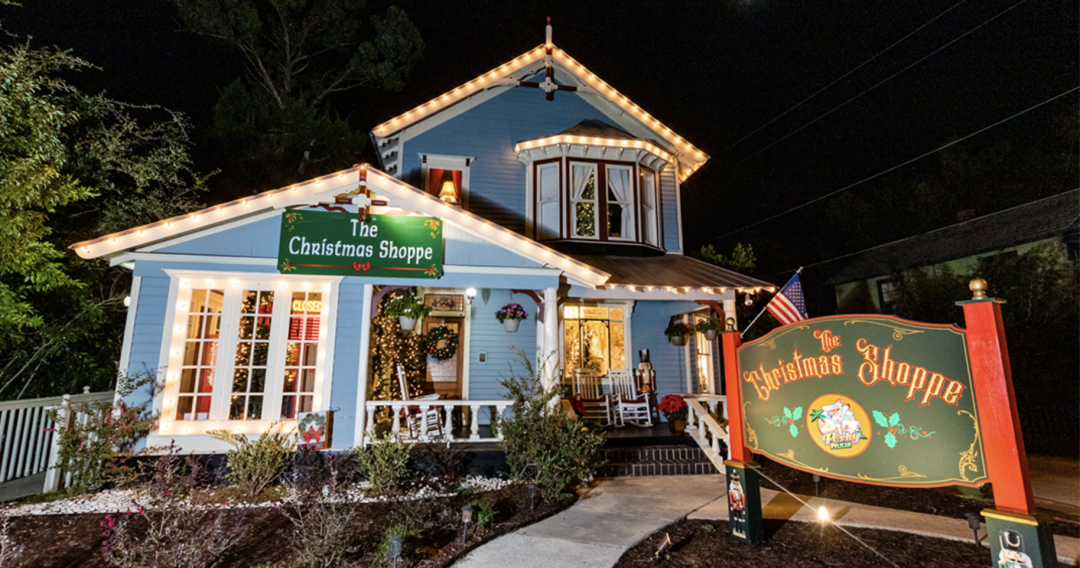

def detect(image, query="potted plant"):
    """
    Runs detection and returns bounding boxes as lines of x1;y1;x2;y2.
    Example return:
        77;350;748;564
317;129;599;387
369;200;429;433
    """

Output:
696;318;724;341
664;322;692;346
659;394;688;434
496;303;529;333
383;293;432;331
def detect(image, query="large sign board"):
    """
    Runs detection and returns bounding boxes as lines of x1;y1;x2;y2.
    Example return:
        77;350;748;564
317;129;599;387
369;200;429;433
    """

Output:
738;315;987;487
278;211;443;278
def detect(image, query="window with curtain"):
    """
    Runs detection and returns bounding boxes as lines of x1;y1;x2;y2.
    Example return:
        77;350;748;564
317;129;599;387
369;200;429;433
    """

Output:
571;163;597;238
179;289;224;421
640;169;659;246
606;165;634;240
537;162;561;240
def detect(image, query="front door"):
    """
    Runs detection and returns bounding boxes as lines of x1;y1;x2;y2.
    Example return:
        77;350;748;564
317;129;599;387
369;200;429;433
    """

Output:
423;317;464;399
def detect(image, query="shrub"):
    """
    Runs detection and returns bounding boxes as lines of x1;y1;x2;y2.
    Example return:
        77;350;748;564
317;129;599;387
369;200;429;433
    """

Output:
495;303;528;323
469;497;496;528
355;431;413;494
209;421;295;499
383;293;432;320
47;370;162;495
370;523;420;568
498;353;605;502
663;322;692;337
101;448;246;568
278;447;361;568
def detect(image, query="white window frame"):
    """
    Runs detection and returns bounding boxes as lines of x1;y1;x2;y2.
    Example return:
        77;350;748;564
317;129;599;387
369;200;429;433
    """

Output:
569;162;600;240
605;164;636;241
536;161;562;240
420;153;474;207
640;168;660;247
558;300;634;380
152;270;341;440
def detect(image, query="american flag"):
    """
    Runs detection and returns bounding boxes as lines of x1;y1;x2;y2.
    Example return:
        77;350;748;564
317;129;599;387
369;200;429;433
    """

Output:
766;273;808;325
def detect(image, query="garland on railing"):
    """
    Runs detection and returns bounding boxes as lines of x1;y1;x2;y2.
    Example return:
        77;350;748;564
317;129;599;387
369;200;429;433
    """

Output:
426;325;459;361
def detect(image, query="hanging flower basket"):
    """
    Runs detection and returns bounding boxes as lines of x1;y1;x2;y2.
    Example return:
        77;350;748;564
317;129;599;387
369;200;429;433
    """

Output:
495;303;529;333
664;322;692;346
696;318;724;341
426;325;460;361
384;293;432;332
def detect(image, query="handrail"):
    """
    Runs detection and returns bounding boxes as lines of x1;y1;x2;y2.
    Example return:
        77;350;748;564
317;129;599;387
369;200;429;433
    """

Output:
684;396;730;470
0;390;114;412
364;399;512;445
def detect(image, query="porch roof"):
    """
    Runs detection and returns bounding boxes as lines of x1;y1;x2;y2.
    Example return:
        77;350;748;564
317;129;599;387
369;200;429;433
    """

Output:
570;254;774;291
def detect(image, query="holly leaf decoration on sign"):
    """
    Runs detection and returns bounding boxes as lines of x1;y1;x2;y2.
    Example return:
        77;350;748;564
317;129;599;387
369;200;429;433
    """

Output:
789;424;799;438
783;407;792;420
873;410;889;428
791;407;803;421
889;413;901;427
885;432;898;448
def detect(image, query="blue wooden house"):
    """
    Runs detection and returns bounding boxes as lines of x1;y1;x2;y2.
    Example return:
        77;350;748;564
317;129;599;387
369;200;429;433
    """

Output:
71;24;772;452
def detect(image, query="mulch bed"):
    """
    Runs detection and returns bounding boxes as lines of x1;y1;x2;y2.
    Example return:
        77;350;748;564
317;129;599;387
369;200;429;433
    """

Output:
755;457;1080;538
614;517;1070;567
9;484;574;567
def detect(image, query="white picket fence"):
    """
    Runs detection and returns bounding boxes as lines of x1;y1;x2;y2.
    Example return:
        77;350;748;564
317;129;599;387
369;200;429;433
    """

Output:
0;389;114;488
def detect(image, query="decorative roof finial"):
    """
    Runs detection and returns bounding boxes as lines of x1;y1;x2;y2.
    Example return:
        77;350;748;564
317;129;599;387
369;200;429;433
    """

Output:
546;17;552;45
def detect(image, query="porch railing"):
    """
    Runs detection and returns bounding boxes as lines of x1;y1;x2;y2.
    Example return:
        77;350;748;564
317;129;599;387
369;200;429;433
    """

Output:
684;394;730;470
0;388;114;488
364;400;511;445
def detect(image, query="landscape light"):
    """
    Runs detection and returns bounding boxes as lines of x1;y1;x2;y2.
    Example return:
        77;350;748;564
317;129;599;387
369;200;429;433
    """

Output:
528;482;538;514
461;504;473;545
389;535;403;568
817;506;828;521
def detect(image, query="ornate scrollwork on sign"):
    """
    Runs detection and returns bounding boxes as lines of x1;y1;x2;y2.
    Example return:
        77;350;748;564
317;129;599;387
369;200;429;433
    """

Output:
776;450;829;474
754;325;811;350
842;319;925;341
957;410;982;482
744;401;759;450
858;466;927;482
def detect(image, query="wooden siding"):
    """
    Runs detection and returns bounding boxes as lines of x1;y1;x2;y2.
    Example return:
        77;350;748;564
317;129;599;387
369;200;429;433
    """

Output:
660;168;680;253
401;87;617;235
444;224;542;268
154;216;281;258
467;290;538;424
123;276;170;408
628;300;702;417
328;280;366;447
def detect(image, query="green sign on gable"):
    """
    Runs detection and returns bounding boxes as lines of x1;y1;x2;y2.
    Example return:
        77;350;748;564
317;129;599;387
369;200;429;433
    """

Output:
277;210;443;278
738;315;987;487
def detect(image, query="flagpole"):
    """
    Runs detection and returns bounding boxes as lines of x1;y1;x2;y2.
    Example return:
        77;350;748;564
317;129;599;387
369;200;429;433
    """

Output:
740;267;803;339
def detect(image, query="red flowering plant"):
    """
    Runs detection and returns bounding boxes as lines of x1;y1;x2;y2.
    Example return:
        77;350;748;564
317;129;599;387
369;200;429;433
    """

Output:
563;396;586;417
495;303;529;323
658;394;688;422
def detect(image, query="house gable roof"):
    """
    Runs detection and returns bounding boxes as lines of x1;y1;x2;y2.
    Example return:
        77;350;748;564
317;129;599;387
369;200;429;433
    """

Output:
69;165;610;287
368;42;709;182
826;189;1080;285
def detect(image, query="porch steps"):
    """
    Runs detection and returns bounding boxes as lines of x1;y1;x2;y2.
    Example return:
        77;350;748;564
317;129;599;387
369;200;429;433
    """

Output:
597;445;719;477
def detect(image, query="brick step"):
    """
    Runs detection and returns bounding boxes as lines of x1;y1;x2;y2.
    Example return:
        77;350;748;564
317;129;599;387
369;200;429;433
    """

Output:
596;444;720;477
597;458;719;477
599;444;708;464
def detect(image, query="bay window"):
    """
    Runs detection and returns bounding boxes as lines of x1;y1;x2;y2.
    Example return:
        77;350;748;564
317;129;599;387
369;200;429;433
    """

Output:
640;169;659;246
606;165;634;240
571;163;598;238
536;161;561;240
161;272;338;433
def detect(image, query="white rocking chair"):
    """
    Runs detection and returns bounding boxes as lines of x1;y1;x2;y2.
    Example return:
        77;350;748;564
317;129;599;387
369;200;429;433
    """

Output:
573;368;613;427
397;366;443;439
610;368;652;427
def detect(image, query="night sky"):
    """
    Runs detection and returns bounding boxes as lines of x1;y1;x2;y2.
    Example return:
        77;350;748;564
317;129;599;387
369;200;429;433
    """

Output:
4;0;1077;309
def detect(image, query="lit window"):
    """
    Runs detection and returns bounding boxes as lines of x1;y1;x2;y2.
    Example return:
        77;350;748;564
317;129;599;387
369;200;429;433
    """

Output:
282;291;322;419
571;164;598;238
229;290;274;420
178;289;224;421
563;303;626;379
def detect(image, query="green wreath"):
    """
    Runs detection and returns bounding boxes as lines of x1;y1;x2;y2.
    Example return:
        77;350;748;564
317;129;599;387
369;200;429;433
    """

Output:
426;325;459;361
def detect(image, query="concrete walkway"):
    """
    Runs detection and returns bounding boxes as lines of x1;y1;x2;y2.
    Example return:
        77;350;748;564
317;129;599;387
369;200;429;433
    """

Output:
454;474;1080;567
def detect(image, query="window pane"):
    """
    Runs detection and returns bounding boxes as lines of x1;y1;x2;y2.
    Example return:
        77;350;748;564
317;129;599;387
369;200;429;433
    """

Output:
281;395;297;420
241;291;258;314
575;202;595;237
187;315;203;339
539;164;559;202
283;369;298;393
231;288;275;422
229;396;245;420
183;342;201;366
299;395;313;414
179;369;197;393
582;320;609;376
247;396;263;420
611;321;626;370
232;369;249;393
253;343;269;367
250;369;266;393
238;316;254;340
582;307;607;319
563;322;581;374
177;396;193;420
539;202;561;240
563;306;579;319
609;308;623;320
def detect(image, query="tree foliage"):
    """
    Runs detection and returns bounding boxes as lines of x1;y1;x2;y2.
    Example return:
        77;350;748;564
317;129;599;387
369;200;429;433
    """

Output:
0;39;207;400
695;243;757;274
172;0;424;194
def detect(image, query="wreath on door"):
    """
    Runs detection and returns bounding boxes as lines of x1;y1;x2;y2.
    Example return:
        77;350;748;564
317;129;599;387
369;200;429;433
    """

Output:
426;325;460;361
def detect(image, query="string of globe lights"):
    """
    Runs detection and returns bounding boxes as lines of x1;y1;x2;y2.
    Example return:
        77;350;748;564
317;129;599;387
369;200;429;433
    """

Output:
370;44;708;183
603;283;777;297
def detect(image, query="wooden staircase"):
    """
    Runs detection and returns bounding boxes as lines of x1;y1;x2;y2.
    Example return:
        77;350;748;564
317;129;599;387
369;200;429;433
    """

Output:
597;444;719;477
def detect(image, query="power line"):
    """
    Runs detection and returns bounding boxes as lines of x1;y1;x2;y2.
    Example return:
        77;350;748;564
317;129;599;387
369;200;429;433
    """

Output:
710;85;1080;242
726;0;967;150
737;0;1031;163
